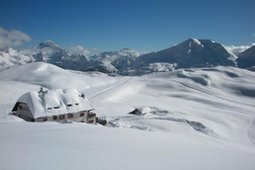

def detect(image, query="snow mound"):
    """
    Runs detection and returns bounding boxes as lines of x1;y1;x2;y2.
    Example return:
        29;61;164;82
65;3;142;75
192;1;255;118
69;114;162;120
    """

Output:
129;106;170;117
0;62;117;90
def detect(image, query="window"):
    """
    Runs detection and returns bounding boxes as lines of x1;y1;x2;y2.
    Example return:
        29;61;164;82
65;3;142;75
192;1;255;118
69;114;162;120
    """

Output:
80;112;85;117
67;104;72;107
68;113;73;118
53;115;57;120
59;115;65;120
42;117;47;122
53;106;60;109
88;113;95;118
19;105;23;110
75;103;79;106
47;107;52;110
88;119;94;124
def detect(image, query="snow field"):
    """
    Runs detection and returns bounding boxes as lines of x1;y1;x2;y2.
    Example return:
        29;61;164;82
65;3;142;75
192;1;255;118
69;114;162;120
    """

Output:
0;62;255;170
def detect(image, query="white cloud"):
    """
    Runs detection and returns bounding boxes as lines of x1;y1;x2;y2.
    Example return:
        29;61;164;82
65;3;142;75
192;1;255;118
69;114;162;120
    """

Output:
0;27;31;50
69;45;90;56
69;45;101;56
225;45;251;55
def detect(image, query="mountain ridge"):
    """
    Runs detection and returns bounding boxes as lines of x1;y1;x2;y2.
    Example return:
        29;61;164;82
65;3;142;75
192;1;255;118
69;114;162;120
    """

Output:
1;38;255;74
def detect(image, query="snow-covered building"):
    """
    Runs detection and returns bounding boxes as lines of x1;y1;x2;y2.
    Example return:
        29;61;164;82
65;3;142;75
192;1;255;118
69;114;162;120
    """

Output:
11;88;101;124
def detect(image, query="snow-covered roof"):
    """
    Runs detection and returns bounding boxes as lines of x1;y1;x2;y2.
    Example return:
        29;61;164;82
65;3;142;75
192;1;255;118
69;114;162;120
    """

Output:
15;89;91;118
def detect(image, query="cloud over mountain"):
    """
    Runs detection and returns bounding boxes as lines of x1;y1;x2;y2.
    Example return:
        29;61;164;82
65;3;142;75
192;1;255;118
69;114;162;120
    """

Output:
0;27;31;50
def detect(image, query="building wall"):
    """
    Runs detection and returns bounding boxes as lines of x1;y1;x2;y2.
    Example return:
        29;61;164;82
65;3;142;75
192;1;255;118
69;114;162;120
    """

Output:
35;111;97;124
16;103;35;121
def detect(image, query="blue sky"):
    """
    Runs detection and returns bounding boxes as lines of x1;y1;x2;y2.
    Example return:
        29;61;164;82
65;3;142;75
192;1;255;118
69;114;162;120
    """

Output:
0;0;254;52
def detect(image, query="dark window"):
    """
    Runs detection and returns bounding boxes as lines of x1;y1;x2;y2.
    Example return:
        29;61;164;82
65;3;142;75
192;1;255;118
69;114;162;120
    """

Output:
75;103;79;106
53;115;57;120
42;117;47;121
19;105;23;110
68;113;73;118
59;115;65;120
88;119;94;124
88;113;96;118
53;106;60;109
80;94;85;98
67;104;72;107
80;112;85;117
47;107;52;110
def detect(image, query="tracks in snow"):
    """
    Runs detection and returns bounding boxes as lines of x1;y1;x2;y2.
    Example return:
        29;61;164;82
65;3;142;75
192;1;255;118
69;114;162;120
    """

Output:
89;77;133;99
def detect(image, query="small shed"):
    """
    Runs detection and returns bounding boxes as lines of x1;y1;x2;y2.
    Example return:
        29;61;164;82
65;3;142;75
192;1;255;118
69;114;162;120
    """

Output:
11;88;99;124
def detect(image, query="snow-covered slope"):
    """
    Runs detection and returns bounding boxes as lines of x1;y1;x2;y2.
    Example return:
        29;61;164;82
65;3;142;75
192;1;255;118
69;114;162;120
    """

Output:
236;45;255;68
134;39;237;69
0;62;255;170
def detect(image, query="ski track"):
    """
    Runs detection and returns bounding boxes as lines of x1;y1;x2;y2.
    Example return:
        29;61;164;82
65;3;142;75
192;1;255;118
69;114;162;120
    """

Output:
89;77;132;99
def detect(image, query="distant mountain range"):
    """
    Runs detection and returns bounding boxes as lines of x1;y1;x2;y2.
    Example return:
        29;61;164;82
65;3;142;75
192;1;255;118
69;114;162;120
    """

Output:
0;39;255;74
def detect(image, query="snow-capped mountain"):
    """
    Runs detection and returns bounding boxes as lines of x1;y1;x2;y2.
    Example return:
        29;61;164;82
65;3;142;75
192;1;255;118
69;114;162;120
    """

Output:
32;41;141;73
0;40;118;73
34;40;71;63
236;45;255;68
134;39;237;69
92;48;139;70
0;48;33;71
33;40;92;71
2;38;255;75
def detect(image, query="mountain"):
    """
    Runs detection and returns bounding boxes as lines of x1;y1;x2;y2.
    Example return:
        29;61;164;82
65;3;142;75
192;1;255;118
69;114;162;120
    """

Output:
33;40;91;70
0;48;33;71
92;48;139;70
32;40;118;73
134;39;236;69
236;45;255;68
1;38;253;75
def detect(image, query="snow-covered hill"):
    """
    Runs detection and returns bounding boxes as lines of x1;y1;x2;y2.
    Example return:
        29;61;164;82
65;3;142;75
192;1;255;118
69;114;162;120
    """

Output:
0;62;255;170
134;39;237;69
